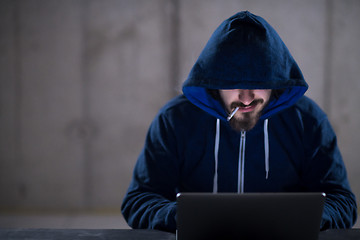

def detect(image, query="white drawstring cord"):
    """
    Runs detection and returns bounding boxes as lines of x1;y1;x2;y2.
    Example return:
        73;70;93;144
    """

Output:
238;131;246;193
213;119;220;193
264;119;269;179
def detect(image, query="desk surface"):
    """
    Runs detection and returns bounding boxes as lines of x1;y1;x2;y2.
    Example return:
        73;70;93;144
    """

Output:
0;228;359;240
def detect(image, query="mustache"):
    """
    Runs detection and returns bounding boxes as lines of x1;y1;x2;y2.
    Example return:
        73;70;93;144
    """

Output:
230;99;264;109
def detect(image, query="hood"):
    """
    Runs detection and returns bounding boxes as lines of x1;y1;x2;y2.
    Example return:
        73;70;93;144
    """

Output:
182;11;308;121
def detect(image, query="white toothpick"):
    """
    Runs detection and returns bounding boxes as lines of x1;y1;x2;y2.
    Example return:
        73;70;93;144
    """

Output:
227;107;239;121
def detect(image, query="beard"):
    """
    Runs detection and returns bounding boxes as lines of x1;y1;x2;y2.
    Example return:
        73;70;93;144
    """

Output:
228;99;267;132
228;111;262;132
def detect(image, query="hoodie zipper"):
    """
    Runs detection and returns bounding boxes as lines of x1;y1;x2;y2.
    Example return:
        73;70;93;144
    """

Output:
238;131;246;193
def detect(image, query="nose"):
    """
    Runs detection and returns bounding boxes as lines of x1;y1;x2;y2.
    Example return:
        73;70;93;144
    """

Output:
238;89;255;105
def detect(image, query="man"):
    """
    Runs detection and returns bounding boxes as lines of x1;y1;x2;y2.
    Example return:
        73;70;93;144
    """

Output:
121;11;357;232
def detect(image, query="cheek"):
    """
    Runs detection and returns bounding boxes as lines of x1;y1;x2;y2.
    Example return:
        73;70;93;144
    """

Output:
256;90;272;101
263;93;271;102
219;91;233;105
265;91;272;101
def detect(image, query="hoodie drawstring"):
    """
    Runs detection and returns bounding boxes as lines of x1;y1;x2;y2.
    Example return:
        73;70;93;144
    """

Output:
213;119;269;193
213;119;220;193
238;131;246;193
264;119;269;179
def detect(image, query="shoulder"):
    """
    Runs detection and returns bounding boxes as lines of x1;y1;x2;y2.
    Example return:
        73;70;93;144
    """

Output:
148;94;216;145
158;95;200;118
153;94;212;130
273;96;330;135
274;97;338;156
160;95;195;112
293;96;326;117
288;96;328;127
158;94;209;120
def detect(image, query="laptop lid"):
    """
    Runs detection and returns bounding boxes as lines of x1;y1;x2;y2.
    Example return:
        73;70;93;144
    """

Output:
176;192;325;240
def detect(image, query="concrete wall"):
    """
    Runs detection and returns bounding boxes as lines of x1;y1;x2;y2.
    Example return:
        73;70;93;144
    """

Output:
1;0;359;223
0;0;176;210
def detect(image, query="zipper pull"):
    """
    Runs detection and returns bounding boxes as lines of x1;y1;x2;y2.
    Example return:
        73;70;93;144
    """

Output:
241;131;246;139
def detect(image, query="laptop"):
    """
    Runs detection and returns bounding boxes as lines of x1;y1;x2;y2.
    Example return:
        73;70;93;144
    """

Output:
176;192;326;240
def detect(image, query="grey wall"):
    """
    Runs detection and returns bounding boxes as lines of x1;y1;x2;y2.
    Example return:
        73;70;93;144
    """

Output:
1;0;359;223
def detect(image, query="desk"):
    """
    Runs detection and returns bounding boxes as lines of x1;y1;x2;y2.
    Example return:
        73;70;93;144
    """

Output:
319;229;360;240
0;228;359;240
0;229;174;240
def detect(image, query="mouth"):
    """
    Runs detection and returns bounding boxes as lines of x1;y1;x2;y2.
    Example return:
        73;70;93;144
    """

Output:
227;103;257;121
231;100;262;114
237;104;257;113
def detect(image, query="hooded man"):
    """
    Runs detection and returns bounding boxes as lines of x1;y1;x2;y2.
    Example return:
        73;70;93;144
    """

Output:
121;11;357;232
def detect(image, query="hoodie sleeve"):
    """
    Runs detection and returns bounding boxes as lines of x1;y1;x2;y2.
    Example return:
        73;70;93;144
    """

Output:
302;116;357;230
121;111;179;233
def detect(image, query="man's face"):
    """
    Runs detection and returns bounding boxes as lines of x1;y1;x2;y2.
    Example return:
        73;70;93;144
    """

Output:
219;89;272;131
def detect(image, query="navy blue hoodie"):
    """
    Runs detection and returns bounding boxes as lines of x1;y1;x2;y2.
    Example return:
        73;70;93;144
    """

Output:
121;11;357;232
